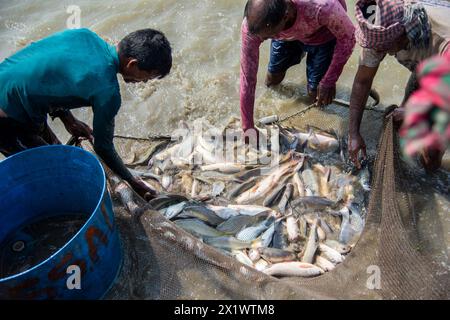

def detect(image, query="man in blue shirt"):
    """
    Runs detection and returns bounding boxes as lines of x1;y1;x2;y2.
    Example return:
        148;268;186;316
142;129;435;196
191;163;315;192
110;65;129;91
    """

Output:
0;28;172;199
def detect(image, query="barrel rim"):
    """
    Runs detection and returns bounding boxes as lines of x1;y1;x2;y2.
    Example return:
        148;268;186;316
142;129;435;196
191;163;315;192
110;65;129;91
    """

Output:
0;145;108;283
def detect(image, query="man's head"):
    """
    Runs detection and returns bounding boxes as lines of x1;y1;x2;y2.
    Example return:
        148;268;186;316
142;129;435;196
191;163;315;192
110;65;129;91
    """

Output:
355;0;430;54
244;0;292;40
118;29;172;83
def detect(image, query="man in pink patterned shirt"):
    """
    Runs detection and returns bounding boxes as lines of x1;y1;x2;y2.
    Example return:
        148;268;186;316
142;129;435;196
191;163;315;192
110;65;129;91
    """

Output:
240;0;356;136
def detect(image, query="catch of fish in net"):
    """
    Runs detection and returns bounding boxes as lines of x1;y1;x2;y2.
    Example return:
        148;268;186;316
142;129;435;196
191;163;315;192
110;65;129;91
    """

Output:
118;117;371;278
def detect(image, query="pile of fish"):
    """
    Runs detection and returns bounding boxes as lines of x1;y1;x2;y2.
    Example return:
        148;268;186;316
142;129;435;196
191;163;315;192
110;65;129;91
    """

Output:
121;118;371;278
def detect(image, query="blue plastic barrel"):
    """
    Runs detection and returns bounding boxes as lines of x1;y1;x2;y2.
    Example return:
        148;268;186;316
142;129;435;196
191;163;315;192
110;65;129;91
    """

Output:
0;145;122;300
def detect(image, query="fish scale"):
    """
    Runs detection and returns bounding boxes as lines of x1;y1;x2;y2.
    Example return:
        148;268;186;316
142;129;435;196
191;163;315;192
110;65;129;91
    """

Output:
236;217;274;242
216;214;263;235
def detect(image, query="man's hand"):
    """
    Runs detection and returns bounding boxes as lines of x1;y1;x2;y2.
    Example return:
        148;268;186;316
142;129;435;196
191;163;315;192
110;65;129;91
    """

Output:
60;111;94;143
348;132;367;169
317;84;336;108
419;147;444;174
65;119;94;143
387;106;405;125
129;177;157;201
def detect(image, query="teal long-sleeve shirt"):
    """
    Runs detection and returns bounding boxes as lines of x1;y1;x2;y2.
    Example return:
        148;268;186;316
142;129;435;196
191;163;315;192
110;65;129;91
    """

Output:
0;28;133;181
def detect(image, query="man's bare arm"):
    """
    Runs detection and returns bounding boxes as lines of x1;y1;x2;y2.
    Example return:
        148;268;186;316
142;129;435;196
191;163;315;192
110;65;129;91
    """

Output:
349;65;379;136
348;65;379;167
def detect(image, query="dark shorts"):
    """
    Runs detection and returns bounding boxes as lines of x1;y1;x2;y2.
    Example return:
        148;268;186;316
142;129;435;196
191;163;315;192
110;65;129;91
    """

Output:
268;39;336;91
0;117;51;157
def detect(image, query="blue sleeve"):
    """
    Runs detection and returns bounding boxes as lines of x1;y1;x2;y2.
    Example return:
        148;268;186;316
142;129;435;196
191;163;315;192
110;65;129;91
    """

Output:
91;87;133;181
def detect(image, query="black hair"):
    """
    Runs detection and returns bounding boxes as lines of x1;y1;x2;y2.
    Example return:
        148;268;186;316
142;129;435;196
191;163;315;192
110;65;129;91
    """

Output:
244;0;287;34
118;29;172;78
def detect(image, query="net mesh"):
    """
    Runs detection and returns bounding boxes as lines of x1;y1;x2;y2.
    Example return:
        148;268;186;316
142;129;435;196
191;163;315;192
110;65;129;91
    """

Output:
99;105;448;300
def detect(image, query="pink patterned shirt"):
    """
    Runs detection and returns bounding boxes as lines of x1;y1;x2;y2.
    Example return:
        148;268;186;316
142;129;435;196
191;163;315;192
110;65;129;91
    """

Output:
240;0;356;130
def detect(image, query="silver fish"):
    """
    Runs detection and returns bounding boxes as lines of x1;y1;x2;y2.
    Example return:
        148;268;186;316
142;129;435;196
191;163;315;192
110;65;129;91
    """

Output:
232;250;254;267
127;140;171;167
203;236;256;251
286;212;300;242
258;115;279;125
263;184;286;208
113;181;141;215
227;205;275;217
216;214;265;235
198;170;243;183
272;219;288;250
235;168;262;181
263;262;324;277
236;159;299;204
236;217;275;242
175;219;225;238
258;247;297;263
317;225;327;242
212;181;225;197
302;169;320;196
318;244;344;264
191;178;199;198
315;255;335;272
292;172;306;197
162;175;173;190
229;177;258;198
298;216;308;240
294;129;339;153
177;205;225;226
278;183;294;214
324;240;351;254
358;164;371;191
164;201;188;220
301;221;318;264
349;203;365;235
292;196;336;210
206;205;240;220
148;194;189;210
339;207;354;245
313;164;331;198
260;220;278;248
280;129;300;153
201;163;248;174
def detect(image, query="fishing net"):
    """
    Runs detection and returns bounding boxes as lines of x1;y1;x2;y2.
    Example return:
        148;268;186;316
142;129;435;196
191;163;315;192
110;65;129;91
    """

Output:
100;103;448;300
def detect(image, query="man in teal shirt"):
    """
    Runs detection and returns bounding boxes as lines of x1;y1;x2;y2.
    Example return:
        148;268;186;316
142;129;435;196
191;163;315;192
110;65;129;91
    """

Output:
0;28;172;199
